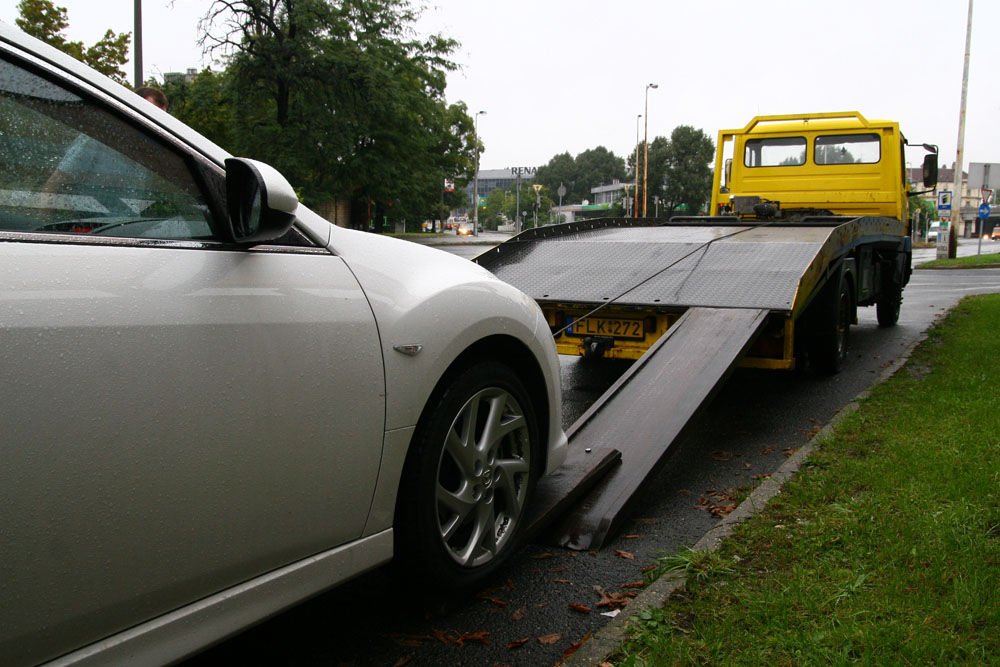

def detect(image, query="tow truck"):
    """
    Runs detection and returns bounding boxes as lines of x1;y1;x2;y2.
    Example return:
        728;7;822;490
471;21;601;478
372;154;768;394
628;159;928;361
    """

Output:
480;112;939;549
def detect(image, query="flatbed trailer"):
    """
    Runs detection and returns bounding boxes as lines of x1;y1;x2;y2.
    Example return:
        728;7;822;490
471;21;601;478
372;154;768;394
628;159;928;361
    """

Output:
476;215;909;548
476;214;910;372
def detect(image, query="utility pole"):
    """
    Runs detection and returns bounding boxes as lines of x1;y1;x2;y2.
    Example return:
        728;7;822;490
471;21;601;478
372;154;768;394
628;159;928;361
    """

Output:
133;0;143;87
950;0;973;258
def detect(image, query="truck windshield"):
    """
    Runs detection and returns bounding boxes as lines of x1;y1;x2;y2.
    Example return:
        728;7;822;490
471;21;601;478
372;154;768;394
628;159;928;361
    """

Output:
744;137;806;167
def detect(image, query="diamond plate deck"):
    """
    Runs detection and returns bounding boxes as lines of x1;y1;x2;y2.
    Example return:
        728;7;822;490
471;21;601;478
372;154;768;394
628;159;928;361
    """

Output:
476;219;905;313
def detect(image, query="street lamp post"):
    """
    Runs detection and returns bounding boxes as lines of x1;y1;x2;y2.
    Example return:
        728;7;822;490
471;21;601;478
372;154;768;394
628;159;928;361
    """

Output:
642;82;658;218
634;113;641;219
472;110;486;236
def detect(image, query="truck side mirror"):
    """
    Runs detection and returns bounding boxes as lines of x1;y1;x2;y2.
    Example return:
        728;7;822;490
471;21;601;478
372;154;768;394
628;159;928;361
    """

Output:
922;153;938;188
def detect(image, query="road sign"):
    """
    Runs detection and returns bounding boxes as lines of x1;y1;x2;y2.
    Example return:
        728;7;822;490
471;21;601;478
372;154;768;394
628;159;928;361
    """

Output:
980;203;991;220
937;190;952;211
968;162;999;189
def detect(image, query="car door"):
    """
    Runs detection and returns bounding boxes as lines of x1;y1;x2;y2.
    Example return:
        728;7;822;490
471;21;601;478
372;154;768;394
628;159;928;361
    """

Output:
0;51;385;664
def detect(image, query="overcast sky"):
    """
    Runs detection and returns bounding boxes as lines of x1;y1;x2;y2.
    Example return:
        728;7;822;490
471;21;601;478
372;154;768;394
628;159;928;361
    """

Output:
3;0;998;175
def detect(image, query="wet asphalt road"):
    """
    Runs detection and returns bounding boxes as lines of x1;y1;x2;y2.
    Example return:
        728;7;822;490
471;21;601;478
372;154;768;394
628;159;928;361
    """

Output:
186;240;1000;667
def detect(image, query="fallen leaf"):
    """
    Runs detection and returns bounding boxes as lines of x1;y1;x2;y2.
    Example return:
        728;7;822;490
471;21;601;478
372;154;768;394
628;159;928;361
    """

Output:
760;446;776;455
430;629;452;645
388;633;434;648
537;633;561;645
710;503;737;517
752;473;771;480
710;450;739;461
507;638;530;650
640;564;657;574
553;578;572;584
511;607;527;621
614;549;635;560
532;551;557;560
392;655;414;667
622;581;647;589
455;630;490;646
783;447;799;457
562;631;593;660
623;533;641;539
568;602;592;614
477;593;507;608
593;585;635;610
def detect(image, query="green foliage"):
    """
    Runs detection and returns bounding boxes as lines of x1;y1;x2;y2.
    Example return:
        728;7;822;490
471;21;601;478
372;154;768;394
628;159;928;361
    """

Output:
160;69;235;151
908;194;938;235
16;0;130;84
535;147;625;205
627;126;713;217
201;0;473;228
659;125;715;216
478;184;554;229
648;547;736;582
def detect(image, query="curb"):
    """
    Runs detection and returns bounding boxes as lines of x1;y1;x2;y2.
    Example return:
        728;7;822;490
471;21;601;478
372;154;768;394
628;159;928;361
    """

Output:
563;330;929;666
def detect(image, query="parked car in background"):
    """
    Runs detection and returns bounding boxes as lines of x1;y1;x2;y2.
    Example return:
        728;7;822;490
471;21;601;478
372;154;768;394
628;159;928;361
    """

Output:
0;24;567;666
991;226;1000;241
927;221;941;242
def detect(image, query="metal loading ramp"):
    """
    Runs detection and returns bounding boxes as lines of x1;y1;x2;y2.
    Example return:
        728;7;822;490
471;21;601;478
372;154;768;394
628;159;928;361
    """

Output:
550;306;768;550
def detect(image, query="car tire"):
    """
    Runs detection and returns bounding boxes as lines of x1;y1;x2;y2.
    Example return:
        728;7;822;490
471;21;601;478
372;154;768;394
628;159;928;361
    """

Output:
395;360;539;590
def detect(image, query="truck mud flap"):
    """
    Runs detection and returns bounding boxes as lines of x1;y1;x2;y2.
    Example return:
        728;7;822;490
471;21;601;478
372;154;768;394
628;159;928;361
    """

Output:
551;307;769;550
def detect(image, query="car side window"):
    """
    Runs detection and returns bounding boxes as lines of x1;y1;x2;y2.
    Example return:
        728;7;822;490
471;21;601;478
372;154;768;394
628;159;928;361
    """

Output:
0;57;215;240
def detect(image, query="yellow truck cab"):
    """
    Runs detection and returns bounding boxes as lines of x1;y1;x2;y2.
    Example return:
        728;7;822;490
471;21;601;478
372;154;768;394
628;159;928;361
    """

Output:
712;111;927;225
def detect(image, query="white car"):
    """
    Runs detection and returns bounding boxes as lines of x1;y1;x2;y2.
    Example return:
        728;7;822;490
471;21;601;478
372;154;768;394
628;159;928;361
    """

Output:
0;25;566;666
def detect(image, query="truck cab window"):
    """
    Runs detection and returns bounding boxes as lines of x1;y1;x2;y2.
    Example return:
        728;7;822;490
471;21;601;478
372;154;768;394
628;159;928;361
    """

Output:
744;137;806;167
0;58;214;240
815;134;881;165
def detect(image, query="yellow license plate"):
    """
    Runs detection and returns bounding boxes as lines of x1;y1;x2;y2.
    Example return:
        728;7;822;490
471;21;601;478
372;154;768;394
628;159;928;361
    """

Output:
570;317;644;339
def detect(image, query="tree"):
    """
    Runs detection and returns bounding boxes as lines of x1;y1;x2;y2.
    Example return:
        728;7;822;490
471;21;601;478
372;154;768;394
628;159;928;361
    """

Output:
657;125;715;217
16;0;130;84
160;69;235;151
574;147;626;203
908;194;937;238
535;152;576;202
535;147;625;205
201;0;473;229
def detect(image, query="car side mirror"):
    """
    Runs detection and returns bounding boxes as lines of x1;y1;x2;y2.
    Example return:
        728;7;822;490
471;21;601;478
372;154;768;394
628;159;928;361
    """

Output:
224;158;298;244
922;153;938;188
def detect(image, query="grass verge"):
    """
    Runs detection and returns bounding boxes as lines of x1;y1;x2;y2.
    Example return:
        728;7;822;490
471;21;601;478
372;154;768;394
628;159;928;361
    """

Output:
920;249;1000;269
614;294;1000;665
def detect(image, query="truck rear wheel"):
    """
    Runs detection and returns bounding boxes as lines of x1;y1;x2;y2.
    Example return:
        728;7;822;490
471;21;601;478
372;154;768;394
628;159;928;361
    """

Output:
811;277;851;374
876;283;902;327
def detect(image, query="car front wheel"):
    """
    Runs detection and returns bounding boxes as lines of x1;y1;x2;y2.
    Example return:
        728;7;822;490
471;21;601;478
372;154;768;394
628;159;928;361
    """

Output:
395;360;539;589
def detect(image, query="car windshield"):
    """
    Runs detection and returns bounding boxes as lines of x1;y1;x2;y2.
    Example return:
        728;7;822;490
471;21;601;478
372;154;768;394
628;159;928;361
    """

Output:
0;58;214;239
